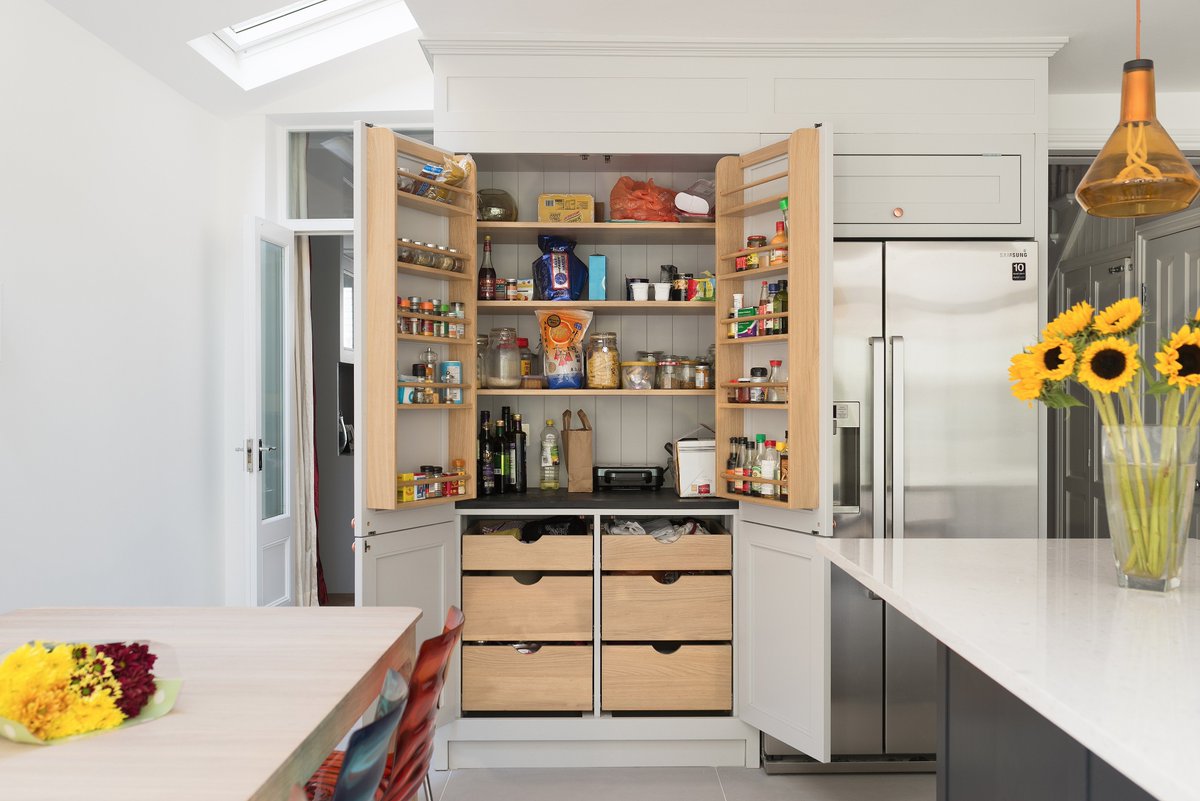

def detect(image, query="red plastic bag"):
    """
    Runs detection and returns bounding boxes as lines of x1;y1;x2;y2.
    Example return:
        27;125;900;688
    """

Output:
609;177;678;222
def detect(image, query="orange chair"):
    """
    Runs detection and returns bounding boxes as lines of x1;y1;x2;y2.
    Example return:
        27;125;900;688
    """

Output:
380;606;464;801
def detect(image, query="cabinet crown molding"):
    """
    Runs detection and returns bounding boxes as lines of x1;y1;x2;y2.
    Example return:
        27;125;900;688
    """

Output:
421;36;1069;61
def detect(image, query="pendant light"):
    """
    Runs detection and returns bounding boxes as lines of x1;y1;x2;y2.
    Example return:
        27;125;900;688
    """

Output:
1075;0;1200;218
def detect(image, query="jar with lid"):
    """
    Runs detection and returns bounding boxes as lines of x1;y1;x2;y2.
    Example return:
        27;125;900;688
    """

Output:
486;327;523;388
586;332;620;389
637;350;664;363
419;347;439;381
412;244;435;268
434;246;455;271
695;362;712;390
447;247;462;272
678;359;698;389
398;238;416;264
476;335;489;388
656;357;682;389
419;301;436;336
749;366;768;403
745;235;767;270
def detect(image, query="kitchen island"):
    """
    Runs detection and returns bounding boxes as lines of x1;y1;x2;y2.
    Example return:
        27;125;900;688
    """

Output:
817;538;1197;801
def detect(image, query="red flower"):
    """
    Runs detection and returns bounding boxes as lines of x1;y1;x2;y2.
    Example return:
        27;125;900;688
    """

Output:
95;642;158;718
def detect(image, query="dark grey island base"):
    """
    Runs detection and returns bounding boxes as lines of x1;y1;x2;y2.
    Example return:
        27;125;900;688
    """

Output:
455;488;738;511
939;645;1156;801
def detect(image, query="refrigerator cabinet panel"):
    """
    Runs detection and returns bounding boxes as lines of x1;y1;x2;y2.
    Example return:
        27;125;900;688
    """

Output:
883;604;938;754
884;241;1041;540
831;567;885;754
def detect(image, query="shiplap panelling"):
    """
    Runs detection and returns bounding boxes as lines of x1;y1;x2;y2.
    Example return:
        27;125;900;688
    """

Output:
467;160;719;477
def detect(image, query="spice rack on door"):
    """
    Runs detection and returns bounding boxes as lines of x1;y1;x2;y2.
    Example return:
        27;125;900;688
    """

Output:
364;126;479;510
713;131;822;509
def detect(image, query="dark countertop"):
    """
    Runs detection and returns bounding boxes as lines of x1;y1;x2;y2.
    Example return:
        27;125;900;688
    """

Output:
456;488;737;511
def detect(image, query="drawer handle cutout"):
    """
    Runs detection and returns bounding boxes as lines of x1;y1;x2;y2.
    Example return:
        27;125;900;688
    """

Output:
652;644;682;655
651;571;681;585
511;642;543;654
512;572;545;586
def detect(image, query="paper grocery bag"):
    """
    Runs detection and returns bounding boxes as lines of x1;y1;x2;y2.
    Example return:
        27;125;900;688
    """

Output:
562;409;594;493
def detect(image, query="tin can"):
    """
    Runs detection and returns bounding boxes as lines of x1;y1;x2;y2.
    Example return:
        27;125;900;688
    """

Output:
440;361;463;404
450;302;466;339
413;472;427;501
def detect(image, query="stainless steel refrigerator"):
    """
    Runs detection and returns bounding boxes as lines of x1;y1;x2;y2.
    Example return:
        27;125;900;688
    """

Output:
764;240;1041;769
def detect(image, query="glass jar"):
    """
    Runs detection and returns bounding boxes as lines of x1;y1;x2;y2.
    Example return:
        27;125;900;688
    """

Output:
586;332;620;389
620;361;656;390
476;335;490;388
749;366;768;403
398;238;416;264
486;328;523;388
412;244;435;268
637;350;665;364
656;357;681;389
695;362;712;390
746;235;767;270
434;246;455;271
678;359;698;389
447;247;462;272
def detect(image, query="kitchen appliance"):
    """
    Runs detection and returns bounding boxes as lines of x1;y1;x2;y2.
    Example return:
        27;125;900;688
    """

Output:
764;240;1041;771
593;465;665;491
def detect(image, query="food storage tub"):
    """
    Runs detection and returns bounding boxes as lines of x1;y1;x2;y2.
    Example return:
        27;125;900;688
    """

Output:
620;361;657;390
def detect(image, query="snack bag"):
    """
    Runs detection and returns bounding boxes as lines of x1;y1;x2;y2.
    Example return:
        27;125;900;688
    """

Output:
610;176;678;222
537;309;593;389
533;236;588;301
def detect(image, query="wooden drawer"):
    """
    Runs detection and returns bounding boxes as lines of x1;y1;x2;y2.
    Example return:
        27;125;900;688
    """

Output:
462;644;592;712
601;534;731;571
602;644;731;711
462;575;592;641
601;574;731;641
462;534;593;571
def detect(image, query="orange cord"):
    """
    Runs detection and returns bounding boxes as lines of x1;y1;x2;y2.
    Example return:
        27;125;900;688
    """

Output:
1136;0;1141;59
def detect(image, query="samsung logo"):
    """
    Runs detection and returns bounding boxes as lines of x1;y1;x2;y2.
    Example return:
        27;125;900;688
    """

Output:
1001;251;1029;258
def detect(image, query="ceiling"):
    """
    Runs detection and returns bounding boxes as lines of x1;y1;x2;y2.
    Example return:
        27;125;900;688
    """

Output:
44;0;1200;117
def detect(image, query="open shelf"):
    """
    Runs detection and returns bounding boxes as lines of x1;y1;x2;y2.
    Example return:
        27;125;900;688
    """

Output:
395;189;472;217
715;264;790;282
396;332;473;346
396;260;473;281
719;193;788;218
392;494;466;511
478;221;715;246
716;334;789;346
477;389;715;397
716;402;789;411
478;300;715;316
396;402;475;410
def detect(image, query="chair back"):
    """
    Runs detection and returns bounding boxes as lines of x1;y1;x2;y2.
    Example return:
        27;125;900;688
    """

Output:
380;607;464;801
329;694;407;801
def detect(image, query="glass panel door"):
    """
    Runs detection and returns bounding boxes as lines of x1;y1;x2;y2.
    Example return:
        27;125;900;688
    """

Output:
260;238;287;520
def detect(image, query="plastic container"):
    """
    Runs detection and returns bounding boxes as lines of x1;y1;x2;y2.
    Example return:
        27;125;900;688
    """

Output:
620;361;657;390
586;333;620;389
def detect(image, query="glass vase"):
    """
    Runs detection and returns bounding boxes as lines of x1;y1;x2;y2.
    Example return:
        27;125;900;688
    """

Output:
1100;424;1199;591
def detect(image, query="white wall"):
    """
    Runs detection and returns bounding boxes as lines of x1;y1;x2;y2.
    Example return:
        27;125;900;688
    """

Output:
1050;91;1200;150
0;0;237;611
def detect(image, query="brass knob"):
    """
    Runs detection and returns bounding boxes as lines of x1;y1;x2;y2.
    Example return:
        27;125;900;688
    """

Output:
892;207;904;218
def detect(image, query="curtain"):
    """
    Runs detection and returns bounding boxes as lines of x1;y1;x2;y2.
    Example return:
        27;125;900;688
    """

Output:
294;237;319;606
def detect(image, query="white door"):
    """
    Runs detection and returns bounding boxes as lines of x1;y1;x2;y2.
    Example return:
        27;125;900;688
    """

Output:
738;521;831;760
248;219;297;607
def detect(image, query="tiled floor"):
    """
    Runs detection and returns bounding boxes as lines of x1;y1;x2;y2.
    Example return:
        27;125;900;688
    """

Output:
429;766;934;801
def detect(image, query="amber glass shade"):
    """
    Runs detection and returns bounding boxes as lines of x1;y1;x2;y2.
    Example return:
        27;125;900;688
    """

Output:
1076;60;1200;218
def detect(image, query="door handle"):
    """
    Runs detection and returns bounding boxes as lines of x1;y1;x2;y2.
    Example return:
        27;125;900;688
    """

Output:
891;336;905;540
870;337;885;540
257;439;277;471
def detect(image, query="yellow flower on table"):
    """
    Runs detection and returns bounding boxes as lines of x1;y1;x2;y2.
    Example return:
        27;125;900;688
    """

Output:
1078;337;1139;394
0;642;124;740
1043;300;1093;339
1093;297;1142;335
1156;324;1200;392
1028;338;1076;381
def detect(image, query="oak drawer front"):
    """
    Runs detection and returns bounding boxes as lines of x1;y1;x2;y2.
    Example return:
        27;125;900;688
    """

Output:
602;644;731;711
462;534;594;571
462;575;592;641
601;534;731;571
601;575;732;641
462;645;592;712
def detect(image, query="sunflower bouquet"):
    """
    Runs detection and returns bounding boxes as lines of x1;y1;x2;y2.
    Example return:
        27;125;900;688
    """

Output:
1010;297;1200;589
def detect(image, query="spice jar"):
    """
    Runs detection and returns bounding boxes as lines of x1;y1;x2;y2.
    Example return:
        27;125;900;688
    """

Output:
695;362;712;390
486;327;523;388
434;246;455;271
447;247;462;272
656;357;681;389
746;235;767;270
412;244;435;268
678;359;698;389
398;238;416;264
586;332;620;389
749;366;768;403
419;301;436;336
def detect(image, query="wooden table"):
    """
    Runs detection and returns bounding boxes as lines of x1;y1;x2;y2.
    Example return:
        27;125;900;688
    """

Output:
0;607;421;801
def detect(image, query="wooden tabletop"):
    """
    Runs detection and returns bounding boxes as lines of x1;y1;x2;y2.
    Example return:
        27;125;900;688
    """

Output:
0;607;422;801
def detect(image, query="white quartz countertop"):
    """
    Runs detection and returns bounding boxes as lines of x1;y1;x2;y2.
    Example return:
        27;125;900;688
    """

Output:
817;538;1200;801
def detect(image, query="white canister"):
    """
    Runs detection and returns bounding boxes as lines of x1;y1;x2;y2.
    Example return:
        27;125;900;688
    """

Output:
631;282;651;301
652;282;671;301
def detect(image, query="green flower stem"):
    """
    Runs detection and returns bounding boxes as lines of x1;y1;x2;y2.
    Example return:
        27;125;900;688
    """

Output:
1096;392;1149;573
1118;391;1153;556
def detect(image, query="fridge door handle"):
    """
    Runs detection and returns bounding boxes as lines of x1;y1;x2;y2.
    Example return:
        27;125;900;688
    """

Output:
891;335;905;540
870;336;886;540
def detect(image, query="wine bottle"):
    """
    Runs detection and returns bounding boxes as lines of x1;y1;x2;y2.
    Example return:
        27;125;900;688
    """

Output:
477;235;497;301
513;413;528;494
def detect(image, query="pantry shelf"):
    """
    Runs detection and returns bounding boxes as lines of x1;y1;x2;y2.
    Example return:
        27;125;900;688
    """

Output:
716;402;789;411
391;494;463;511
720;193;788;218
476;389;716;397
478;300;715;316
716;334;790;345
395;189;472;217
715;264;790;282
396;403;475;410
477;221;715;246
396;332;473;346
396;260;473;281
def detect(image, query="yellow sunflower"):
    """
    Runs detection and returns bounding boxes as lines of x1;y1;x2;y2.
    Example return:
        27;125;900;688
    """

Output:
1027;338;1076;381
1093;297;1142;335
1008;352;1043;405
1078;337;1139;393
1155;324;1200;391
1194;307;1200;326
1042;301;1093;339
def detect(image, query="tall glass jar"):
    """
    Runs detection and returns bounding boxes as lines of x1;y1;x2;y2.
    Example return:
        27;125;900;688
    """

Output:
678;359;698;389
486;327;523;388
656;357;681;389
476;335;490;388
585;332;620;389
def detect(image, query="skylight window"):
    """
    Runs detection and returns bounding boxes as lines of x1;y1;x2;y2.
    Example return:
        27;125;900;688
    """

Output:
188;0;417;91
